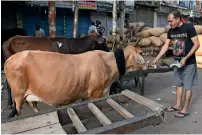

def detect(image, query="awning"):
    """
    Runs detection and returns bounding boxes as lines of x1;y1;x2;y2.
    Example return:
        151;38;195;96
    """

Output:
177;8;191;16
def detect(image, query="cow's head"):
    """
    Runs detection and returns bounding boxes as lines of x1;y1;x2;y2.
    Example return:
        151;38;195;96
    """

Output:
124;45;148;72
90;35;110;52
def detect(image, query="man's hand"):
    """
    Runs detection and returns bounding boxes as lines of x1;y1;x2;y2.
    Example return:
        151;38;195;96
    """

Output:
151;58;158;66
150;39;171;66
150;58;158;69
180;57;187;67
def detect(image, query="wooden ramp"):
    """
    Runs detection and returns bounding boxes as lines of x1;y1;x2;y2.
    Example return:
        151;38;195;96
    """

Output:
2;89;166;134
1;112;66;134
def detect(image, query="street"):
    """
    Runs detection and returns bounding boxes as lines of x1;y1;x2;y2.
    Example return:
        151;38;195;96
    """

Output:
131;68;202;134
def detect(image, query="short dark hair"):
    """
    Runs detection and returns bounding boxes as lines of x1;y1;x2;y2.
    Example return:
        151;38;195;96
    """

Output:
91;22;95;25
36;24;40;30
168;10;182;19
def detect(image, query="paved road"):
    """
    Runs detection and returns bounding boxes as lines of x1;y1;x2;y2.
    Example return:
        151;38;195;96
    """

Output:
130;68;202;134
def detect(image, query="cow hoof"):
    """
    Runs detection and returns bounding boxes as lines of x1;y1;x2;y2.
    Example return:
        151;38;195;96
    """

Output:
7;108;17;118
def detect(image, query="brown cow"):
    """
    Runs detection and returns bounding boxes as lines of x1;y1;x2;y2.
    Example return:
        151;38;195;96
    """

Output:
2;35;109;60
2;35;109;109
4;45;148;117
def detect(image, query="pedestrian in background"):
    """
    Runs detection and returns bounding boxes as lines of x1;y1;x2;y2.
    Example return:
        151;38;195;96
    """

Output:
96;20;105;36
88;22;99;36
33;24;45;37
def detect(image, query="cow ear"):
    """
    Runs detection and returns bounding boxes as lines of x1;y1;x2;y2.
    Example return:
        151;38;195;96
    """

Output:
134;53;145;64
97;37;106;44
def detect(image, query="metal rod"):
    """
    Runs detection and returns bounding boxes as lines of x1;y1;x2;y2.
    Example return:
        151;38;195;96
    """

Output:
120;1;125;44
73;1;79;38
112;0;117;51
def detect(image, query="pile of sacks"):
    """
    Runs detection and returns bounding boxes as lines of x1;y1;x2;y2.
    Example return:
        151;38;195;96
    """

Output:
106;22;202;57
106;22;168;56
196;34;202;69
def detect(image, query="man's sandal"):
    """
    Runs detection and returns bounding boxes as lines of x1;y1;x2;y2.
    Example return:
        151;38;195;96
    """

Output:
174;112;190;118
166;106;181;112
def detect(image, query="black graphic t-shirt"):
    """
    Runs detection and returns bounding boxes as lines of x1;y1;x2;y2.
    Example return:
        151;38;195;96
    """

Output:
167;23;197;65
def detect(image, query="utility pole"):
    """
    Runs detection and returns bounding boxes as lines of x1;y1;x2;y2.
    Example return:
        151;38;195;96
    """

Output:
73;0;79;38
112;0;117;51
120;1;125;46
48;1;56;37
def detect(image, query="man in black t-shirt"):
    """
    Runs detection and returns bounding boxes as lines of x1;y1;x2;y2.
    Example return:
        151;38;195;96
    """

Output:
152;11;200;118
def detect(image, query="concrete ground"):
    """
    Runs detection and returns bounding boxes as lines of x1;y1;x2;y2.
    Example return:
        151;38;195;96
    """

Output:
1;67;202;134
131;68;202;134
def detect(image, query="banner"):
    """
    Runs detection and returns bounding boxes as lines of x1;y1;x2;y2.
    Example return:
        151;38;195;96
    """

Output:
26;1;72;9
97;2;113;11
179;0;189;8
78;1;96;10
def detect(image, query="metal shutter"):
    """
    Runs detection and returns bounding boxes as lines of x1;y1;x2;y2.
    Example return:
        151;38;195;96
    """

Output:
78;11;91;36
157;13;168;27
136;8;154;27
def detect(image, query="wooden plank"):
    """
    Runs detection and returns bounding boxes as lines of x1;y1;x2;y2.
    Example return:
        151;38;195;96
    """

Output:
82;113;163;134
106;98;134;119
121;90;165;111
88;103;112;126
67;108;87;133
18;123;66;134
1;111;59;134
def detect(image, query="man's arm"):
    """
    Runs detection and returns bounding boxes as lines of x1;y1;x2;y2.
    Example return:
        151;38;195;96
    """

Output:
153;39;171;63
94;26;99;35
184;36;200;60
102;26;105;33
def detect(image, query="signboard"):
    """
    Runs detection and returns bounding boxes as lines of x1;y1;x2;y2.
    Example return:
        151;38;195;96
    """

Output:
178;8;191;16
26;1;72;8
190;10;201;17
179;1;189;8
96;2;113;11
188;1;194;9
78;1;96;10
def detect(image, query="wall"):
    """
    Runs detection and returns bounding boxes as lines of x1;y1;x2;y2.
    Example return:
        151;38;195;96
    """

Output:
135;7;154;27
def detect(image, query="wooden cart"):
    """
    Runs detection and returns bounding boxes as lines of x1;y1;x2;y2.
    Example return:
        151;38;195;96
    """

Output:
120;62;173;96
2;89;166;134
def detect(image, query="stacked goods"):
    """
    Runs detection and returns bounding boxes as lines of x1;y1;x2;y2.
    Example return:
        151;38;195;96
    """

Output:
106;22;145;47
194;25;202;34
106;22;169;56
135;27;167;56
196;35;202;68
106;23;201;57
106;35;114;48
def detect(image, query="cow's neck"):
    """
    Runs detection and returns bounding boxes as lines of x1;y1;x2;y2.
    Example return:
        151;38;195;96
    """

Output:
104;48;132;82
114;49;126;76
